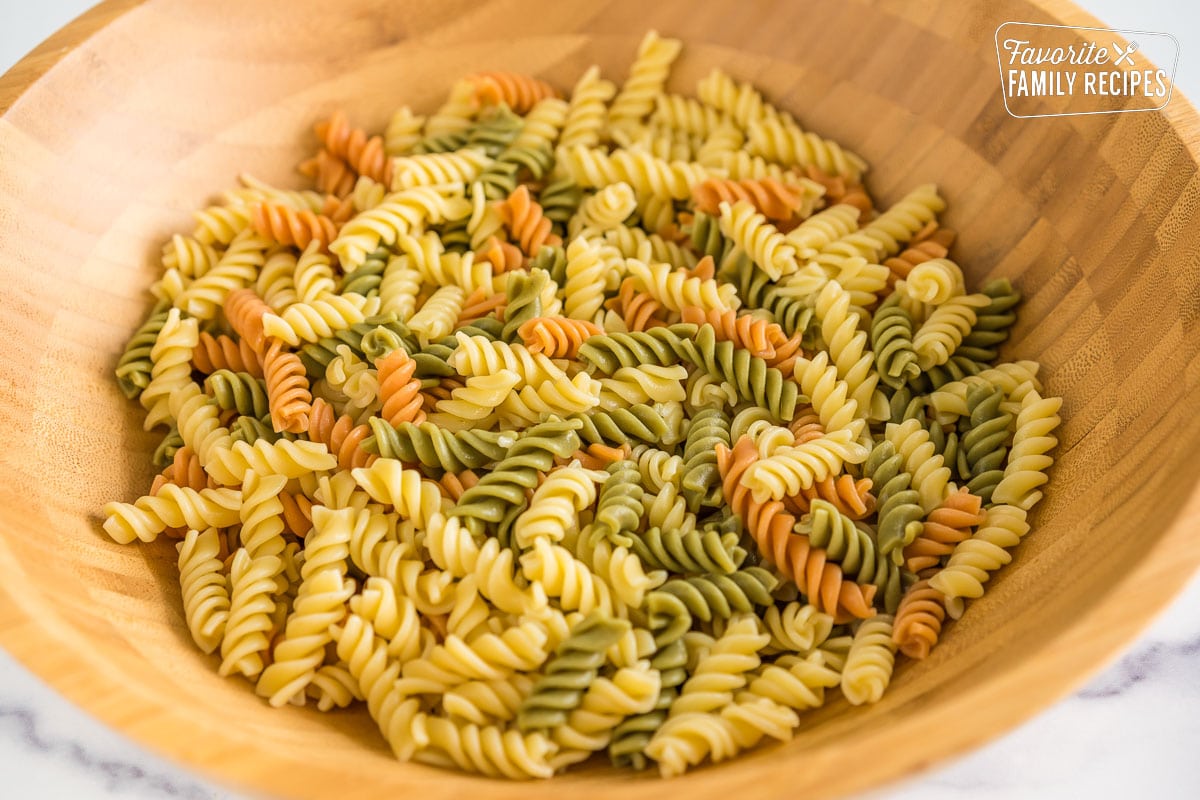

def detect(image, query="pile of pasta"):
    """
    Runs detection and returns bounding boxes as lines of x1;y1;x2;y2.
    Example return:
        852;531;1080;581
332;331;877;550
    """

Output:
104;31;1062;779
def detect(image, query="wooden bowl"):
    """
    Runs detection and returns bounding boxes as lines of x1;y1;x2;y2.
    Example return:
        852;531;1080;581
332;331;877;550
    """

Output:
2;0;1199;797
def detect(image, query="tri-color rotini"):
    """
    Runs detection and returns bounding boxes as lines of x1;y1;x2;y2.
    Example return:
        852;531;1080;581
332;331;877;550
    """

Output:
104;30;1058;781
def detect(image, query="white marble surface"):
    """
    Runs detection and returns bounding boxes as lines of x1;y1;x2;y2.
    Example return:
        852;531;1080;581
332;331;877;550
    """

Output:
2;1;1199;797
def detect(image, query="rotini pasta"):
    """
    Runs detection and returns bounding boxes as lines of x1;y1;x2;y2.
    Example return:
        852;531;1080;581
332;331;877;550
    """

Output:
106;38;1058;782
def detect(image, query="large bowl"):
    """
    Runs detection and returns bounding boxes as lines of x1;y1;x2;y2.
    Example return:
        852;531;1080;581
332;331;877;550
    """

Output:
2;0;1199;797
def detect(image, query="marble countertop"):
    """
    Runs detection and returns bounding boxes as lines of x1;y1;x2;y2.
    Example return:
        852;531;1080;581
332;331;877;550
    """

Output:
3;1;1199;798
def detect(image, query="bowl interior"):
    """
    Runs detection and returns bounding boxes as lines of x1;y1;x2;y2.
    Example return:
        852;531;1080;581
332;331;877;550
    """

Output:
2;0;1200;797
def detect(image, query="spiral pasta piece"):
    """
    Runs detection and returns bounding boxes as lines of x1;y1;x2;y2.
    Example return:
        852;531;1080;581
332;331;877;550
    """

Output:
517;316;602;359
140;309;199;431
391;147;491;191
331;185;471;269
498;185;562;257
560;66;615;150
718;200;797;280
929;504;1030;618
315;109;393;186
102;484;242;545
176;527;231;654
219;549;283;679
840;615;896;705
747;116;867;182
251;203;338;252
570;181;637;237
991;389;1061;511
628;259;738;314
718;437;876;620
263;336;313;434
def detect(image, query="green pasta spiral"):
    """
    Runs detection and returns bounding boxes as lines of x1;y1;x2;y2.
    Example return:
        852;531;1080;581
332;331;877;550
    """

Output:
204;370;270;419
798;499;904;614
501;269;549;341
516;611;630;732
299;313;416;378
927;419;963;480
589;459;645;547
229;415;282;445
115;303;171;399
883;383;927;425
680;407;731;511
923;354;986;390
360;325;409;362
443;316;504;343
674;324;798;424
537;180;583;235
364;418;516;471
152;424;184;467
411;342;458;383
577;326;692;374
864;440;924;564
686;211;728;261
872;294;920;389
651;566;777;623
629;525;746;575
960;384;1012;504
449;418;582;540
528;244;568;287
958;278;1020;364
466;105;523;157
571;405;678;447
412;130;470;155
479;144;554;200
338;248;389;297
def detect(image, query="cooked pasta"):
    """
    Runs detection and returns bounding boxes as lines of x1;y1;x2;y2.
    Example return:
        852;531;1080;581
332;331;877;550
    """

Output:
105;37;1058;782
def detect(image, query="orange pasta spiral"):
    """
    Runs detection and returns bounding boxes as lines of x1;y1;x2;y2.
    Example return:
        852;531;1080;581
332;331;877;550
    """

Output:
306;397;375;471
717;436;876;621
422;376;465;414
476;236;525;273
456;287;508;327
605;276;668;331
518;316;602;358
263;336;312;434
799;165;874;218
682;253;716;281
251;203;339;253
192;332;263;377
891;580;946;660
298;149;356;198
783;475;876;520
375;348;427;427
903;487;984;575
165;445;214;493
883;223;956;288
787;406;825;445
692;177;806;222
497;186;562;257
575;442;632;468
223;288;272;354
321;193;356;224
679;306;803;372
279;490;314;538
469;72;560;113
314;109;393;186
439;469;480;502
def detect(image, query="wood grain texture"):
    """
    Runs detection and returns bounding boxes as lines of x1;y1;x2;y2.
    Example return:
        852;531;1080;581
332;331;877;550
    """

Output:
1;0;1198;797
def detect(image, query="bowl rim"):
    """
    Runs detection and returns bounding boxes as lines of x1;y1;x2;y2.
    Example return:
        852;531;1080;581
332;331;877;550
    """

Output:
1;0;1199;797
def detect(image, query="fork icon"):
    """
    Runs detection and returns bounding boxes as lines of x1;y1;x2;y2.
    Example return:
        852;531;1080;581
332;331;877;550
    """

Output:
1112;41;1139;66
